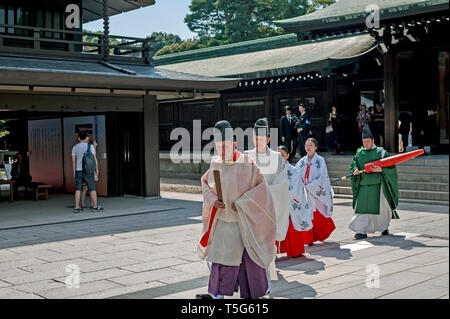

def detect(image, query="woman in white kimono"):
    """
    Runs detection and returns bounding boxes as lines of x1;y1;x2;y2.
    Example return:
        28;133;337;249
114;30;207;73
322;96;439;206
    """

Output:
296;138;335;244
276;145;313;257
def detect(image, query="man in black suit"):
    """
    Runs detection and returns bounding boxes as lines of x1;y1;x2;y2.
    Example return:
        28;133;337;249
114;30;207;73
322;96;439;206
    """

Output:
280;105;297;162
295;104;311;158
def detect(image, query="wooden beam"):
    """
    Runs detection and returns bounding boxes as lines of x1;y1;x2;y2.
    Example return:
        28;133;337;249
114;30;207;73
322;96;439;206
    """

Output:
0;92;143;112
383;51;399;153
143;94;160;197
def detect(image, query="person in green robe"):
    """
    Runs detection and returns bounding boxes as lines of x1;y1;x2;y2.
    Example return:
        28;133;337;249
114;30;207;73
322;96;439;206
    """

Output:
349;125;399;240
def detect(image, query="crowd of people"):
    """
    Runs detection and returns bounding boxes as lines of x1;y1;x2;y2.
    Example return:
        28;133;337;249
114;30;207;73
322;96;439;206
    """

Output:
280;101;440;156
280;102;387;159
196;117;399;300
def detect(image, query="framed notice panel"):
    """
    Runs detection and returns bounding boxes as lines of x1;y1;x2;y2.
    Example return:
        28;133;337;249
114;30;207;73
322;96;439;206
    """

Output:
28;118;64;189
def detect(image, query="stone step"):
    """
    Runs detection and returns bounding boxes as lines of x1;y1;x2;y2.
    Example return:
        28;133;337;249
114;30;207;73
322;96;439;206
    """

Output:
332;186;449;201
328;170;449;183
326;163;447;175
161;171;203;180
331;180;449;192
333;194;449;206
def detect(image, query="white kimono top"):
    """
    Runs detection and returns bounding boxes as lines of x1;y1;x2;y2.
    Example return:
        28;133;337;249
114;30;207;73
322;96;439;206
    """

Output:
296;153;334;218
285;162;313;231
244;147;290;241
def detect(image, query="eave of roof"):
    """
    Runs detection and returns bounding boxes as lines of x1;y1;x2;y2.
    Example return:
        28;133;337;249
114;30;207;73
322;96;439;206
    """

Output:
274;0;449;33
157;33;377;79
154;34;299;66
0;54;239;92
82;0;156;23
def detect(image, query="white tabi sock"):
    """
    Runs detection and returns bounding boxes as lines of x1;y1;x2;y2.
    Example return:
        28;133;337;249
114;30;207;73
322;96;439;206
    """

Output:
211;294;224;299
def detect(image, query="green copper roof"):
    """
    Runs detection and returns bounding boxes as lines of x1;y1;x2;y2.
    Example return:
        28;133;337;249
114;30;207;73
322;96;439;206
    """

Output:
154;33;300;66
275;0;449;31
157;33;377;79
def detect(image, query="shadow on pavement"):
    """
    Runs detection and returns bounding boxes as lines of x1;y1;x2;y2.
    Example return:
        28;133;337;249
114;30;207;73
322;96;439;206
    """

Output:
269;270;318;299
307;242;353;260
365;234;445;250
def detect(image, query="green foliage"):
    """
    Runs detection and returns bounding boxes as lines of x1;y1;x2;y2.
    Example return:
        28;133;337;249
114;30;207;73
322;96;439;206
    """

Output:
0;120;9;139
306;0;336;13
155;40;203;56
184;0;311;43
149;32;183;52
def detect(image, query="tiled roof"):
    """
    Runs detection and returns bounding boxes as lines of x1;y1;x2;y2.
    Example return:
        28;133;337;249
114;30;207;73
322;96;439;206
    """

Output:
157;33;377;79
0;54;239;92
275;0;448;31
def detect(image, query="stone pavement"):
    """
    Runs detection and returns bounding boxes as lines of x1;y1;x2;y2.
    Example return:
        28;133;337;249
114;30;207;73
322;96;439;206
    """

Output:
0;192;448;299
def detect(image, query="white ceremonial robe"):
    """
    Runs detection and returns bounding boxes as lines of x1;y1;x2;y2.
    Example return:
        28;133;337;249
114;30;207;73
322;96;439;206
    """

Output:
296;153;334;218
245;147;290;241
285;162;313;231
245;147;290;284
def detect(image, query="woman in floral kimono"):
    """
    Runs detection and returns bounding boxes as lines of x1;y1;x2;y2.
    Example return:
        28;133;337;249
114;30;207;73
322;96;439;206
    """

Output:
276;145;313;257
296;138;335;244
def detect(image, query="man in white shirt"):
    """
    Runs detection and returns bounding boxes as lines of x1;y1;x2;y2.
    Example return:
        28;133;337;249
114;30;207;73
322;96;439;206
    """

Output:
71;131;103;213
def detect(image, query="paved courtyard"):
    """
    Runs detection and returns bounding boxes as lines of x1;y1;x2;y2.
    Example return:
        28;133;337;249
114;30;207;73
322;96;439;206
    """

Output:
0;192;448;299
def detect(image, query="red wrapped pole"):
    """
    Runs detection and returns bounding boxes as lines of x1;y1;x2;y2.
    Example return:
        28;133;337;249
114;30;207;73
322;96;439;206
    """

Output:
364;149;424;173
330;149;424;183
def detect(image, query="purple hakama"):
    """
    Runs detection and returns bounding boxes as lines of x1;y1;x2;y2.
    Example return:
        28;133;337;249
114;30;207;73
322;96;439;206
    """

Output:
208;249;268;299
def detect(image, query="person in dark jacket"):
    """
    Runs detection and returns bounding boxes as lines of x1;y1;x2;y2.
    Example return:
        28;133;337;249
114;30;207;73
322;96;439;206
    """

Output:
11;152;32;199
280;105;298;162
295;104;311;158
328;106;344;155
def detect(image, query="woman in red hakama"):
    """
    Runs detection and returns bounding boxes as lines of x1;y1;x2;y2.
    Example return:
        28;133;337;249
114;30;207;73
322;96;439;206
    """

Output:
276;146;314;257
297;138;336;244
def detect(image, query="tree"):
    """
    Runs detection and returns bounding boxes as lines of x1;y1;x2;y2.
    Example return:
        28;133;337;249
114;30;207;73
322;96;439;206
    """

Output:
149;32;183;53
155;40;203;56
184;0;333;44
156;0;336;56
307;0;336;13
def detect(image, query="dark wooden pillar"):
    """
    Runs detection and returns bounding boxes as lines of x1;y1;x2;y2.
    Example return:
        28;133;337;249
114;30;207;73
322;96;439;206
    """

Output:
143;94;160;197
384;51;399;153
265;87;274;126
326;77;336;110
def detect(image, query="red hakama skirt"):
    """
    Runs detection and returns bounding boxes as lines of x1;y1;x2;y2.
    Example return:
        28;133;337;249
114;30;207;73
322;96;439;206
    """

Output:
276;216;306;257
311;209;335;242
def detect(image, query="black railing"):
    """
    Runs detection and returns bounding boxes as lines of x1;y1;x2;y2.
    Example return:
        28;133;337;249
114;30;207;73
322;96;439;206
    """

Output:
0;24;155;64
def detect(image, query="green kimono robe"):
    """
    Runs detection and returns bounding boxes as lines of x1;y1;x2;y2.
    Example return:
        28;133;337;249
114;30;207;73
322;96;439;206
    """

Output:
349;147;399;218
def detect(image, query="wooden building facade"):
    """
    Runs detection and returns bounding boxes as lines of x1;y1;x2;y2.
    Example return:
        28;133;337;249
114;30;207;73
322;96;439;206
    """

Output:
155;0;449;154
0;0;237;197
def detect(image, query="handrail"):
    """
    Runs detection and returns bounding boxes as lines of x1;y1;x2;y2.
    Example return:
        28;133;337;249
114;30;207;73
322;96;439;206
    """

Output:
0;23;154;64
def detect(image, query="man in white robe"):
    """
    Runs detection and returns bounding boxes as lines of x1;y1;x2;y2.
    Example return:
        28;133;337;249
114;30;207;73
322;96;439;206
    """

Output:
244;118;291;288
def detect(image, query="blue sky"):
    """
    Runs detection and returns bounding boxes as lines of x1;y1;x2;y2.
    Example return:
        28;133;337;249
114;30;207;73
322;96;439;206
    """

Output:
83;0;197;40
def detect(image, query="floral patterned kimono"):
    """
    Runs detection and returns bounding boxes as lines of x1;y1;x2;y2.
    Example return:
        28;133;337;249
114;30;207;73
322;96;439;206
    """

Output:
275;161;313;257
297;153;335;244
